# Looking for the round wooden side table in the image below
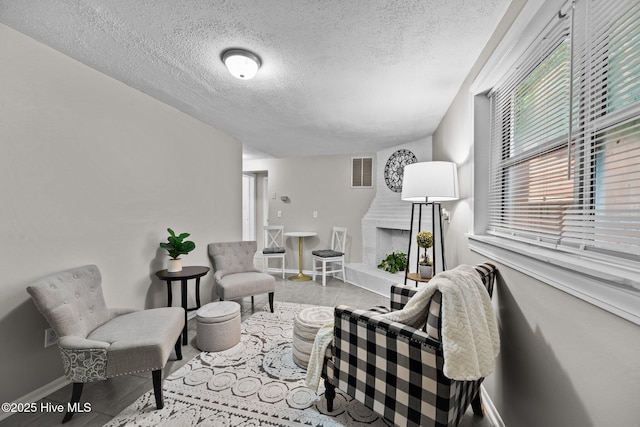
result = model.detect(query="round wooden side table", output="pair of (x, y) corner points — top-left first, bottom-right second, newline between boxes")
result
(407, 272), (431, 283)
(156, 266), (210, 345)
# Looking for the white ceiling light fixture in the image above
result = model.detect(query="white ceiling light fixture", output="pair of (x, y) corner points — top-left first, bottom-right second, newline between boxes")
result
(222, 49), (261, 80)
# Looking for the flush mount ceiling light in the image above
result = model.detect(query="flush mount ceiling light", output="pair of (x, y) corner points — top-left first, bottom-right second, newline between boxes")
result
(221, 49), (261, 80)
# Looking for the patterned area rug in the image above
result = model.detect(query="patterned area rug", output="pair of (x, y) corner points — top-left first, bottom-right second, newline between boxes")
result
(105, 302), (390, 426)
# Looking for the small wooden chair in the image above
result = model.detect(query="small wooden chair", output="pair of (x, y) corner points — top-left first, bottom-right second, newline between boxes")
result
(312, 226), (347, 286)
(262, 225), (286, 279)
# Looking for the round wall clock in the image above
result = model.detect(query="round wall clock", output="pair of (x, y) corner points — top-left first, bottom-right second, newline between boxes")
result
(384, 149), (418, 192)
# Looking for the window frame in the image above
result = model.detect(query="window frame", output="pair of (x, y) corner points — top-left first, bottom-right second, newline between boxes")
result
(468, 0), (640, 326)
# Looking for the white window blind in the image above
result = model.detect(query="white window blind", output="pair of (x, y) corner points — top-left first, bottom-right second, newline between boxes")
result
(488, 0), (640, 260)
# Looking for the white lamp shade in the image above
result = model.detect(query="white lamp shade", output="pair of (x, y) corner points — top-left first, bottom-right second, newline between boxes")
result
(222, 49), (261, 80)
(401, 161), (459, 202)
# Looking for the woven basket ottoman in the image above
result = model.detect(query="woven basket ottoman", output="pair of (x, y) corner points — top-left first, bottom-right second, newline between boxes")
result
(196, 301), (241, 352)
(292, 306), (334, 369)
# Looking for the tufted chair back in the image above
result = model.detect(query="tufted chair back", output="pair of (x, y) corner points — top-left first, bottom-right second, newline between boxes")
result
(27, 265), (111, 339)
(208, 241), (259, 281)
(27, 265), (185, 423)
(207, 240), (275, 312)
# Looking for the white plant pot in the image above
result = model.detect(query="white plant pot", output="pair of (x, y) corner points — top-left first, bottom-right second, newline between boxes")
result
(419, 265), (432, 279)
(168, 258), (182, 273)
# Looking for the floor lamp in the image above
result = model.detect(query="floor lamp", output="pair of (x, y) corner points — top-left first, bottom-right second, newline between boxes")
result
(401, 161), (459, 285)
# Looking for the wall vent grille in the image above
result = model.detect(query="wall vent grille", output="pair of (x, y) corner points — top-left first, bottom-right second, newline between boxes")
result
(352, 157), (373, 188)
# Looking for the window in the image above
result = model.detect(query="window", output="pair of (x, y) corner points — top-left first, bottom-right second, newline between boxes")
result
(351, 157), (373, 188)
(488, 0), (640, 261)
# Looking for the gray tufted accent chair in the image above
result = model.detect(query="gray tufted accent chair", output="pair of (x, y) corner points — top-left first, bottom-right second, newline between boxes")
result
(27, 265), (184, 423)
(208, 241), (275, 312)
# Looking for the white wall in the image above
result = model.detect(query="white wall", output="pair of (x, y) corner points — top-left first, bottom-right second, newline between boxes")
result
(432, 1), (640, 426)
(244, 155), (376, 272)
(362, 138), (432, 269)
(0, 24), (242, 404)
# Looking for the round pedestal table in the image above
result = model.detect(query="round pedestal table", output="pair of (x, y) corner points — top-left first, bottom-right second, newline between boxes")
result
(284, 231), (318, 281)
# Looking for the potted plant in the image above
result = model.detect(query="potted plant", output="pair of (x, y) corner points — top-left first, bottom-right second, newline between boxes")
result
(377, 251), (407, 274)
(159, 228), (196, 272)
(416, 230), (433, 279)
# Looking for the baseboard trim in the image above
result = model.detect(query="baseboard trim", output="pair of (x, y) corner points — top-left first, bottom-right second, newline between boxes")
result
(0, 376), (69, 422)
(481, 386), (505, 427)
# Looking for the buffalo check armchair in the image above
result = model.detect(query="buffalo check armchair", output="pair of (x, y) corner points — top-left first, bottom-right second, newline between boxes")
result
(321, 263), (497, 427)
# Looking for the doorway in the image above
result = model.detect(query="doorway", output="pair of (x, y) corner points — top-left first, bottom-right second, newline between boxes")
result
(242, 173), (256, 241)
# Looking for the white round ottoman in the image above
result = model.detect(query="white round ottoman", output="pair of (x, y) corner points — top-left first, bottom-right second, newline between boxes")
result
(292, 306), (334, 369)
(196, 301), (241, 352)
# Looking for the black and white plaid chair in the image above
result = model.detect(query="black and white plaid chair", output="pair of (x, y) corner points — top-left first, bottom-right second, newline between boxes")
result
(321, 263), (497, 427)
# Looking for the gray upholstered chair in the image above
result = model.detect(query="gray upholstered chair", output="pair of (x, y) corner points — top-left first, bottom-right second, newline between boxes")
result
(208, 241), (275, 312)
(27, 265), (184, 423)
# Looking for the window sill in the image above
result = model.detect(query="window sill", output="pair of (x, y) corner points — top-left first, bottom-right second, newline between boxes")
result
(467, 234), (640, 326)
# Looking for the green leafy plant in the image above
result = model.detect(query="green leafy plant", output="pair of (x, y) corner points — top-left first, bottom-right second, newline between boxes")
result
(159, 228), (196, 259)
(377, 251), (407, 274)
(416, 230), (433, 266)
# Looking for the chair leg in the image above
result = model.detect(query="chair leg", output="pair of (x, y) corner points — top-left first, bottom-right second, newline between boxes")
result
(312, 258), (316, 281)
(471, 389), (485, 416)
(61, 382), (83, 423)
(152, 369), (164, 409)
(268, 292), (274, 312)
(175, 337), (182, 360)
(322, 260), (327, 286)
(324, 379), (335, 412)
(251, 295), (254, 305)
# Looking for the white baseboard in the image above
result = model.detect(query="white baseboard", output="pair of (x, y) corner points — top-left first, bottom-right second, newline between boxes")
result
(0, 376), (69, 422)
(481, 386), (505, 427)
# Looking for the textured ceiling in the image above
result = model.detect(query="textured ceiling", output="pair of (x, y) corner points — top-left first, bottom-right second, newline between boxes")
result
(0, 0), (511, 159)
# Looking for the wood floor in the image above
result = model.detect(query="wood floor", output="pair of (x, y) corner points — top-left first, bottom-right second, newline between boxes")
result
(0, 275), (495, 427)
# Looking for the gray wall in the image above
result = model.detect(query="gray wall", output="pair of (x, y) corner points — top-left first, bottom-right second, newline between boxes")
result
(244, 155), (376, 271)
(0, 24), (243, 404)
(432, 1), (640, 426)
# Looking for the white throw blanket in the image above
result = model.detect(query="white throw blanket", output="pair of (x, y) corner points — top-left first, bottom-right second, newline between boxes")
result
(304, 323), (334, 391)
(304, 264), (500, 391)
